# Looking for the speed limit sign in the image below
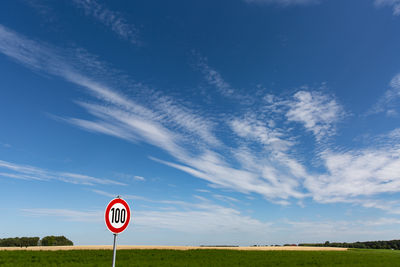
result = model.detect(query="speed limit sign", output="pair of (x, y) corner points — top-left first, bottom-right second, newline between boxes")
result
(105, 197), (131, 267)
(105, 197), (131, 234)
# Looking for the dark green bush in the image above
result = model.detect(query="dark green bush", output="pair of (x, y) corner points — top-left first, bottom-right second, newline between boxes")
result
(40, 236), (73, 246)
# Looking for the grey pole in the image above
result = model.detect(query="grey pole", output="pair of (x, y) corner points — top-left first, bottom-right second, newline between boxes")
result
(112, 233), (117, 267)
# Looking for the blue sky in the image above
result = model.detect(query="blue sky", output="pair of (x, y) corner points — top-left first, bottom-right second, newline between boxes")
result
(1, 0), (400, 246)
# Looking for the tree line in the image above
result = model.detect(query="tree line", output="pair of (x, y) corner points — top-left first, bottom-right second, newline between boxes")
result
(299, 240), (400, 250)
(0, 236), (73, 247)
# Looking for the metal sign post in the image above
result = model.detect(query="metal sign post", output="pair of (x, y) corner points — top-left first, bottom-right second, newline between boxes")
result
(112, 233), (117, 267)
(105, 197), (131, 267)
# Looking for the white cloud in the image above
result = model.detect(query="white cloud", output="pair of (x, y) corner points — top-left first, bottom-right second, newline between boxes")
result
(0, 26), (308, 202)
(196, 189), (211, 193)
(368, 73), (400, 115)
(24, 0), (57, 23)
(195, 54), (235, 97)
(133, 175), (145, 181)
(4, 24), (400, 216)
(375, 0), (400, 15)
(152, 96), (221, 147)
(358, 199), (400, 215)
(134, 205), (270, 234)
(21, 199), (271, 235)
(0, 160), (125, 186)
(360, 217), (400, 226)
(305, 146), (400, 204)
(72, 0), (139, 44)
(213, 194), (239, 203)
(151, 146), (306, 201)
(244, 0), (318, 6)
(21, 208), (103, 222)
(2, 143), (11, 148)
(21, 204), (400, 244)
(0, 24), (217, 151)
(387, 128), (400, 139)
(286, 91), (345, 140)
(230, 117), (293, 152)
(0, 25), (311, 203)
(67, 102), (186, 159)
(281, 218), (400, 242)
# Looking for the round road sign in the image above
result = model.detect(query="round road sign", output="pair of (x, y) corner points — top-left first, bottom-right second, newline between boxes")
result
(105, 197), (131, 234)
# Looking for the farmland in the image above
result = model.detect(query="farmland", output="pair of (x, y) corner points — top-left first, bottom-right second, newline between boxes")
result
(1, 248), (400, 266)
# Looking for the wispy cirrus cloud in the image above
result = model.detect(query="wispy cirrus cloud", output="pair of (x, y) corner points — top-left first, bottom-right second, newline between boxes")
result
(72, 0), (140, 45)
(305, 145), (400, 204)
(374, 0), (400, 15)
(135, 205), (270, 234)
(244, 0), (319, 6)
(24, 0), (58, 23)
(133, 175), (145, 181)
(193, 52), (256, 105)
(21, 197), (271, 235)
(3, 24), (400, 215)
(0, 25), (307, 202)
(230, 116), (293, 152)
(0, 160), (125, 186)
(0, 24), (217, 149)
(21, 203), (400, 243)
(368, 72), (400, 116)
(286, 90), (345, 141)
(212, 194), (239, 203)
(21, 208), (103, 222)
(150, 144), (307, 202)
(151, 95), (221, 147)
(193, 52), (235, 97)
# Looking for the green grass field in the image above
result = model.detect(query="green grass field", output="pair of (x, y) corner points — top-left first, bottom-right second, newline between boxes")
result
(1, 249), (400, 266)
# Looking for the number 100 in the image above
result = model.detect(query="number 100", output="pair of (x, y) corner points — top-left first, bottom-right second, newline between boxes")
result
(111, 207), (126, 223)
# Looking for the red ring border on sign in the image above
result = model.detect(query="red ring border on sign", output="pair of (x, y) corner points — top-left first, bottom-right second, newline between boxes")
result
(105, 198), (131, 234)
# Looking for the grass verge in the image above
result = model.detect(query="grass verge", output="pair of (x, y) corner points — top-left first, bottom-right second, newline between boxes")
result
(1, 248), (400, 266)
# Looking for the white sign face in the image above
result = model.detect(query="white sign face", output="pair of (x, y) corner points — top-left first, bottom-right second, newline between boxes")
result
(105, 198), (131, 234)
(108, 203), (127, 229)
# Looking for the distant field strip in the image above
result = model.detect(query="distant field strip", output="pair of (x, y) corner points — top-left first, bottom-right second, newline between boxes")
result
(0, 245), (347, 251)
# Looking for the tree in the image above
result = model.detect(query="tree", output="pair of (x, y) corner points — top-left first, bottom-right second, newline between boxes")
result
(40, 236), (73, 246)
